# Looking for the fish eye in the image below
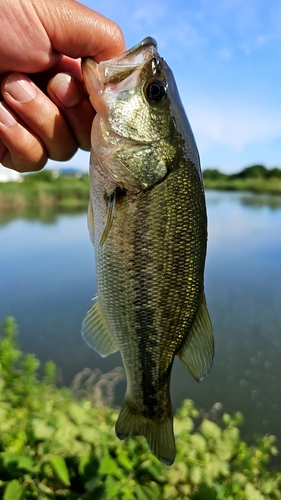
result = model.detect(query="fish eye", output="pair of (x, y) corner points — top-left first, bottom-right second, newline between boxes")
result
(146, 80), (167, 102)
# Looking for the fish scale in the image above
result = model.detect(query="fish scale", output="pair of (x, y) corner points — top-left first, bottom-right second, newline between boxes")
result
(81, 37), (213, 465)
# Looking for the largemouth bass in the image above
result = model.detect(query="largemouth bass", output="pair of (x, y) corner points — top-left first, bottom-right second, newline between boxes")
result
(81, 37), (213, 466)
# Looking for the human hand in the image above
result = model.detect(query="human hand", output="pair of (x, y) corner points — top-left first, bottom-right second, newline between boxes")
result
(0, 0), (125, 172)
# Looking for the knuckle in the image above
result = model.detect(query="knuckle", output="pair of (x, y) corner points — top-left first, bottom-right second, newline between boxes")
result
(13, 135), (47, 171)
(48, 140), (77, 162)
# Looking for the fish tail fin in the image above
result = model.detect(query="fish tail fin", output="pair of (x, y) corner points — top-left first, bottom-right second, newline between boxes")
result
(115, 399), (175, 466)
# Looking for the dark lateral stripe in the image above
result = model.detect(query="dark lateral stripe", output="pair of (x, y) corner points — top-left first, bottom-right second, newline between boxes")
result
(132, 192), (161, 416)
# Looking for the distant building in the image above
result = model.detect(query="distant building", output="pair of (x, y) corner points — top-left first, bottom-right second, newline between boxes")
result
(0, 165), (21, 182)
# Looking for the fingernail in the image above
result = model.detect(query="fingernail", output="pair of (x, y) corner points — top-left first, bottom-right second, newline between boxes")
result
(0, 102), (17, 126)
(49, 73), (83, 108)
(4, 73), (37, 103)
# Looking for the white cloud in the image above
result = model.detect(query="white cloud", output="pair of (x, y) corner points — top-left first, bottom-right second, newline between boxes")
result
(216, 48), (232, 60)
(184, 97), (281, 153)
(132, 3), (167, 25)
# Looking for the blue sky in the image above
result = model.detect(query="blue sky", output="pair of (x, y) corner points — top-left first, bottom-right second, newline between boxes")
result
(4, 0), (281, 177)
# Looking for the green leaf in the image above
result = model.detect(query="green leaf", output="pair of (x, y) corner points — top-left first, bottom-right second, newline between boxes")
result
(190, 466), (202, 484)
(78, 452), (98, 478)
(163, 485), (178, 500)
(4, 480), (23, 500)
(214, 439), (234, 461)
(17, 455), (34, 472)
(79, 424), (99, 444)
(32, 418), (54, 440)
(44, 360), (56, 384)
(2, 452), (20, 471)
(98, 454), (122, 479)
(68, 402), (87, 425)
(245, 483), (265, 500)
(141, 484), (160, 500)
(2, 452), (34, 474)
(23, 353), (40, 375)
(49, 455), (70, 486)
(261, 479), (275, 495)
(105, 476), (120, 497)
(135, 484), (151, 500)
(116, 450), (134, 471)
(85, 476), (101, 492)
(191, 433), (207, 452)
(200, 420), (221, 440)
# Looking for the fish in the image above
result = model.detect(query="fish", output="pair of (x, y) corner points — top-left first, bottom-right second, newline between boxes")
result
(81, 37), (213, 466)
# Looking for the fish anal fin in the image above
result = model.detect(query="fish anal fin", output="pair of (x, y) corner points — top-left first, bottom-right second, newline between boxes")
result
(177, 292), (214, 381)
(115, 398), (175, 466)
(87, 199), (95, 245)
(81, 298), (118, 357)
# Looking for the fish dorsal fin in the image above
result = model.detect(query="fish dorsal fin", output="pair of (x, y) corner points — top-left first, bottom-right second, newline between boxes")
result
(81, 297), (119, 357)
(87, 200), (95, 245)
(100, 190), (118, 245)
(177, 292), (214, 381)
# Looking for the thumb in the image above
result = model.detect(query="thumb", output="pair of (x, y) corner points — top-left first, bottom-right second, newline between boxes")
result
(37, 0), (126, 62)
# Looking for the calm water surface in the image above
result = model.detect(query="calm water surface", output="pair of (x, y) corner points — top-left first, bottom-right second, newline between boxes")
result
(0, 191), (281, 447)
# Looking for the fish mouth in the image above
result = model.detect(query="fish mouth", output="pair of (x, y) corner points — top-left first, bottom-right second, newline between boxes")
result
(82, 37), (158, 111)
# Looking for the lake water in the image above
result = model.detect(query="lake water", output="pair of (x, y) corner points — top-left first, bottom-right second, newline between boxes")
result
(0, 191), (281, 448)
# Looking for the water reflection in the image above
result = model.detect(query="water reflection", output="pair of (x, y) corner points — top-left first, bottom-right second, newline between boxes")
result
(207, 189), (281, 209)
(0, 191), (280, 448)
(202, 190), (281, 445)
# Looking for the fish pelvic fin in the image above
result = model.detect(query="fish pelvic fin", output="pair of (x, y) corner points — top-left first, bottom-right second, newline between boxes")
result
(177, 291), (214, 381)
(81, 297), (119, 357)
(115, 399), (175, 466)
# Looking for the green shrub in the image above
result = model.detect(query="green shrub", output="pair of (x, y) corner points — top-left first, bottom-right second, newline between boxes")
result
(0, 317), (280, 499)
(203, 165), (281, 194)
(202, 169), (228, 181)
(0, 172), (89, 211)
(22, 170), (57, 183)
(232, 165), (269, 179)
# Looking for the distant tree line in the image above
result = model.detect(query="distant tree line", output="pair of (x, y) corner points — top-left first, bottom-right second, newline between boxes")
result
(203, 164), (281, 180)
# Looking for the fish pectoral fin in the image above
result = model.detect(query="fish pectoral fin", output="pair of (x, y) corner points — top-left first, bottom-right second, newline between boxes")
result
(81, 297), (118, 357)
(87, 199), (95, 245)
(100, 189), (117, 245)
(115, 398), (175, 466)
(177, 292), (214, 382)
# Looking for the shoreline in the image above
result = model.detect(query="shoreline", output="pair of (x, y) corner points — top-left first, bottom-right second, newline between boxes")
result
(1, 166), (281, 213)
(203, 179), (281, 195)
(0, 172), (89, 211)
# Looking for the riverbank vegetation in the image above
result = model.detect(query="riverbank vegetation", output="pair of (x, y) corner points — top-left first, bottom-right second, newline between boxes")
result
(0, 170), (89, 211)
(203, 165), (281, 194)
(1, 317), (281, 499)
